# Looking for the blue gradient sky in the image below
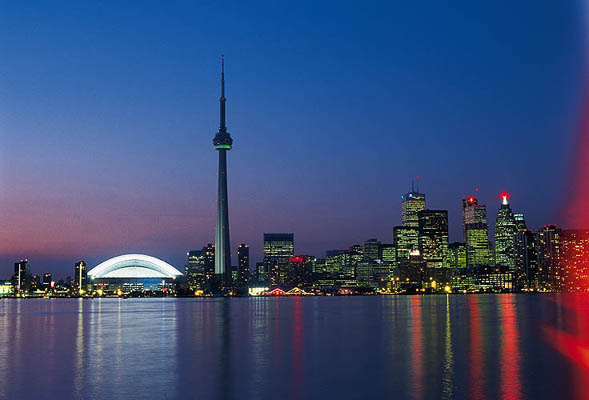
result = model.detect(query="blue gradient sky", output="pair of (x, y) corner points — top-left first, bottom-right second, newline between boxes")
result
(0, 1), (586, 278)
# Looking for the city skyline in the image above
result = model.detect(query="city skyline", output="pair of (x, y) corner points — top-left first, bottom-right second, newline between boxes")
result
(1, 1), (585, 276)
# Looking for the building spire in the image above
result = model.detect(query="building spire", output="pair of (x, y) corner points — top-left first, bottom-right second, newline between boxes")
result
(220, 54), (226, 132)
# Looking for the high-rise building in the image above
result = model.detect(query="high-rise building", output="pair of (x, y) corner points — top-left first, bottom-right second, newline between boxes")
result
(186, 249), (207, 290)
(264, 233), (294, 287)
(381, 244), (396, 264)
(447, 242), (466, 269)
(286, 256), (313, 288)
(401, 188), (426, 228)
(418, 210), (449, 269)
(363, 239), (382, 261)
(536, 225), (562, 291)
(494, 193), (517, 269)
(213, 56), (233, 288)
(13, 259), (30, 293)
(466, 223), (490, 266)
(462, 196), (487, 240)
(394, 226), (420, 261)
(204, 243), (215, 282)
(560, 229), (589, 292)
(514, 229), (537, 290)
(349, 245), (364, 264)
(514, 213), (527, 230)
(42, 273), (52, 291)
(237, 244), (250, 288)
(74, 261), (87, 293)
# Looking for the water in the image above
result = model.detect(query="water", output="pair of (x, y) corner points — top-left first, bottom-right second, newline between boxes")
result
(0, 295), (586, 399)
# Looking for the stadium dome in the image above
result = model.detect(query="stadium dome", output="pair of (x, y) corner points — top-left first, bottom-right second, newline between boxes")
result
(88, 254), (183, 279)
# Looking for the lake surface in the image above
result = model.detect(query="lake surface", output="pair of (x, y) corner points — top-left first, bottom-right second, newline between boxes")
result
(0, 294), (587, 399)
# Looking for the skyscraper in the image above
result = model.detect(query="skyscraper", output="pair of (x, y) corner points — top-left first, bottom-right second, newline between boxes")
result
(536, 225), (562, 291)
(514, 229), (537, 290)
(394, 226), (420, 261)
(462, 196), (490, 266)
(264, 233), (294, 287)
(494, 192), (516, 269)
(213, 56), (233, 287)
(237, 243), (250, 288)
(401, 186), (426, 228)
(418, 210), (449, 269)
(462, 196), (487, 240)
(13, 259), (30, 293)
(74, 260), (87, 293)
(364, 238), (382, 261)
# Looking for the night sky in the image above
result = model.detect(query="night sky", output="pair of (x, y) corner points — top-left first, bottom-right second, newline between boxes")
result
(1, 1), (586, 278)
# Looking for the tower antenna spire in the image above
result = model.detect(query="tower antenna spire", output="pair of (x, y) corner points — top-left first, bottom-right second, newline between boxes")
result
(219, 54), (226, 131)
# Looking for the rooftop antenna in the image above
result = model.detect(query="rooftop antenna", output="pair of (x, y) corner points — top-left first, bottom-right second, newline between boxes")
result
(416, 175), (420, 193)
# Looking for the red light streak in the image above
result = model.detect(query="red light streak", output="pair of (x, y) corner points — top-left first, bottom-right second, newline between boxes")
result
(468, 296), (484, 400)
(409, 296), (423, 400)
(499, 296), (521, 400)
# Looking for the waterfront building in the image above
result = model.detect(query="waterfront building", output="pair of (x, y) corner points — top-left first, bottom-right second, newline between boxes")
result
(286, 256), (313, 288)
(74, 260), (87, 294)
(418, 210), (449, 269)
(203, 243), (215, 282)
(462, 196), (486, 240)
(494, 193), (517, 269)
(237, 243), (250, 288)
(364, 239), (382, 261)
(213, 56), (233, 288)
(447, 242), (466, 269)
(560, 229), (589, 292)
(264, 233), (294, 287)
(186, 249), (207, 290)
(88, 254), (183, 294)
(536, 225), (562, 291)
(13, 259), (30, 294)
(515, 213), (527, 230)
(401, 187), (426, 228)
(514, 229), (538, 290)
(42, 273), (52, 291)
(394, 226), (420, 261)
(465, 222), (490, 266)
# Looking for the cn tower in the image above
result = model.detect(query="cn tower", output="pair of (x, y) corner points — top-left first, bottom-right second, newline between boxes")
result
(213, 55), (233, 287)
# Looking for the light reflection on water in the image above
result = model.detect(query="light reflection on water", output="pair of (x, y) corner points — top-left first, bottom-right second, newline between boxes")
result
(0, 295), (582, 400)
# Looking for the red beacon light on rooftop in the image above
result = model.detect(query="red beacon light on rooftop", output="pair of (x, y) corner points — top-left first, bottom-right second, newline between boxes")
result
(467, 196), (477, 204)
(500, 191), (510, 205)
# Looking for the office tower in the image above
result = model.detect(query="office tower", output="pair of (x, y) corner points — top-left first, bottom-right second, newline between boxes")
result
(349, 245), (364, 264)
(13, 259), (30, 293)
(31, 275), (40, 291)
(536, 225), (562, 291)
(204, 243), (215, 281)
(447, 242), (466, 269)
(462, 196), (487, 240)
(186, 249), (207, 290)
(74, 261), (87, 293)
(237, 243), (250, 288)
(264, 233), (294, 287)
(255, 262), (266, 283)
(462, 196), (490, 266)
(466, 223), (490, 266)
(381, 244), (396, 264)
(494, 193), (517, 269)
(418, 210), (449, 269)
(559, 229), (589, 292)
(401, 186), (426, 228)
(364, 239), (382, 261)
(325, 250), (344, 273)
(286, 256), (313, 288)
(514, 229), (538, 290)
(514, 213), (527, 230)
(42, 273), (52, 291)
(213, 56), (233, 287)
(394, 226), (420, 261)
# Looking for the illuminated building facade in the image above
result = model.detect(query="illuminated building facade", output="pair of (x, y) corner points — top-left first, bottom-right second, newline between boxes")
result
(88, 254), (183, 293)
(13, 259), (30, 294)
(514, 213), (527, 230)
(401, 190), (426, 228)
(536, 225), (562, 291)
(74, 261), (87, 293)
(364, 238), (382, 261)
(494, 193), (516, 269)
(394, 226), (419, 261)
(560, 229), (589, 292)
(514, 229), (538, 290)
(264, 233), (294, 287)
(447, 242), (466, 269)
(42, 273), (52, 291)
(237, 243), (250, 288)
(286, 256), (313, 288)
(418, 209), (448, 269)
(186, 249), (206, 290)
(466, 223), (490, 266)
(462, 196), (486, 240)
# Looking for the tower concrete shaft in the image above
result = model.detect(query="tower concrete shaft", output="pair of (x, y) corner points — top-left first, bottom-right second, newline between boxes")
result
(213, 55), (233, 286)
